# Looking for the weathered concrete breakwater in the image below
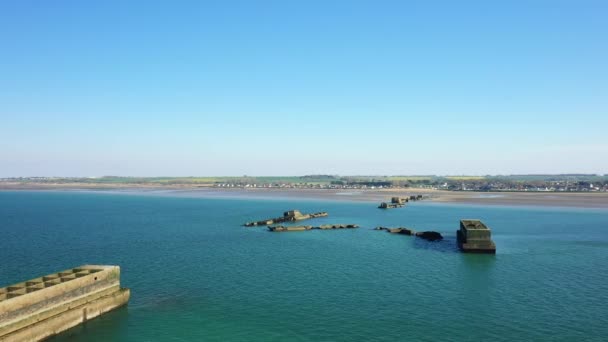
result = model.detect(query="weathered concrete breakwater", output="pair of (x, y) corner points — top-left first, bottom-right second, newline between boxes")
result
(374, 227), (443, 241)
(376, 219), (496, 250)
(392, 197), (408, 204)
(269, 224), (359, 232)
(244, 210), (328, 227)
(0, 265), (129, 341)
(374, 226), (415, 235)
(377, 195), (425, 209)
(378, 202), (404, 209)
(378, 197), (407, 209)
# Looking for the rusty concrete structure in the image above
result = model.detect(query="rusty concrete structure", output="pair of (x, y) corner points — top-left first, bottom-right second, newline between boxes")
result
(391, 197), (408, 205)
(244, 210), (328, 226)
(383, 227), (416, 235)
(374, 220), (495, 250)
(378, 202), (404, 209)
(457, 220), (496, 254)
(0, 265), (130, 341)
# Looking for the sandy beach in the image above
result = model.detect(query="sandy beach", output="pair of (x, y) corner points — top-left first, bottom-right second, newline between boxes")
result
(2, 183), (608, 209)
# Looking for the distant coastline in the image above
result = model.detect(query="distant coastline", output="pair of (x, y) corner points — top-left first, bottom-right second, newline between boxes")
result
(2, 183), (608, 209)
(2, 174), (606, 193)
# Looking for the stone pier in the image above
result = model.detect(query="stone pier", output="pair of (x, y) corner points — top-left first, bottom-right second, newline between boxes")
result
(0, 265), (130, 341)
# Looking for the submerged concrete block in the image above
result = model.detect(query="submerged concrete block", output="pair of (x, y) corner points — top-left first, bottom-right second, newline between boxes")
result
(268, 224), (359, 232)
(415, 231), (443, 241)
(244, 210), (328, 226)
(378, 202), (404, 209)
(391, 197), (407, 204)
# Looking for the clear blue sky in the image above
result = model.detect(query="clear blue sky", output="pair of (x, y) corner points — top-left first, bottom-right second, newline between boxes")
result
(1, 0), (606, 177)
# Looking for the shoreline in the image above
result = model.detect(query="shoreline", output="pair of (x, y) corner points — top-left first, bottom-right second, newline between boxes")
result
(2, 184), (608, 209)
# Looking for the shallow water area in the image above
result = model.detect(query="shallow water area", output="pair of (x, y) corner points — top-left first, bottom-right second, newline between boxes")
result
(1, 190), (607, 341)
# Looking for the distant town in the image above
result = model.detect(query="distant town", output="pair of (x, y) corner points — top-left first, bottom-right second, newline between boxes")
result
(1, 174), (607, 192)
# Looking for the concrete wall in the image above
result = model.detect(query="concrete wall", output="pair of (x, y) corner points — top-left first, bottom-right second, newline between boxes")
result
(0, 265), (129, 342)
(463, 229), (492, 241)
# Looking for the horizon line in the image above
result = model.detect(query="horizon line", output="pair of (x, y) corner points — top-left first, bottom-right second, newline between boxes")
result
(2, 174), (607, 179)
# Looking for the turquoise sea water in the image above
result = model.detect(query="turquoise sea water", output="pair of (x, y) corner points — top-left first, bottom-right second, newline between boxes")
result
(1, 190), (608, 341)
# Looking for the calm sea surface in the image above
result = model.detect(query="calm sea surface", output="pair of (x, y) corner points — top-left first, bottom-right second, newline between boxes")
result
(1, 190), (607, 341)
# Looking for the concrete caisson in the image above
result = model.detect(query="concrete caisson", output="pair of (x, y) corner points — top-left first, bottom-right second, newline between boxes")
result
(457, 220), (496, 254)
(0, 265), (130, 341)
